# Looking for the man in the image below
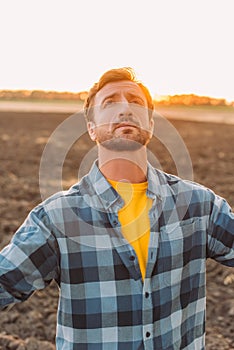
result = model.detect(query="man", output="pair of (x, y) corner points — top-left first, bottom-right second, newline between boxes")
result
(0, 67), (233, 349)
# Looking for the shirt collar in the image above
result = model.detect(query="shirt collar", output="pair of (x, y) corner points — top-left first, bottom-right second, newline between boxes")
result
(85, 160), (166, 209)
(86, 160), (121, 210)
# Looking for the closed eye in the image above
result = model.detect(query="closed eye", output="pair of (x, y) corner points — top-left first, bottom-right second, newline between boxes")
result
(129, 98), (145, 106)
(104, 98), (114, 105)
(102, 98), (118, 107)
(127, 93), (146, 106)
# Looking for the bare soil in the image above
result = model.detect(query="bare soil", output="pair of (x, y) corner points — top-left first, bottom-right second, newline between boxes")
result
(0, 111), (233, 349)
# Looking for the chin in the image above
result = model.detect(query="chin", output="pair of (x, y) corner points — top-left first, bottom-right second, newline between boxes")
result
(100, 138), (145, 151)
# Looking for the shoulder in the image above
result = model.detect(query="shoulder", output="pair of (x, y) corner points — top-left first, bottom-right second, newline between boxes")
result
(154, 167), (216, 202)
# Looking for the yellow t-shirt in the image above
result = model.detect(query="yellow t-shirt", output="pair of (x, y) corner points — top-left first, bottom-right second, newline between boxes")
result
(108, 180), (152, 280)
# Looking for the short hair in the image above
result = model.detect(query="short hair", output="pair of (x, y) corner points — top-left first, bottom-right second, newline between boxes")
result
(84, 67), (154, 121)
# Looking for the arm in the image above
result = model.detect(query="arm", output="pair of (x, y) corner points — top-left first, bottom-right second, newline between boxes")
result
(0, 204), (59, 308)
(207, 192), (234, 266)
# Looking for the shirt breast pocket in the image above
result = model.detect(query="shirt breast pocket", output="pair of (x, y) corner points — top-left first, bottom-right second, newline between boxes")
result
(159, 218), (202, 286)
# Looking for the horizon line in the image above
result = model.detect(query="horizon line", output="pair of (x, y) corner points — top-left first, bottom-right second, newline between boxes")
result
(0, 88), (233, 104)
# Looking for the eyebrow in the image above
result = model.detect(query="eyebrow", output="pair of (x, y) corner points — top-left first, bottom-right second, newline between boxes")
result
(101, 92), (145, 104)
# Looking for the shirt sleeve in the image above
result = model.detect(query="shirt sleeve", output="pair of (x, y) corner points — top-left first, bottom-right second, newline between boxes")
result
(0, 204), (59, 309)
(207, 192), (234, 266)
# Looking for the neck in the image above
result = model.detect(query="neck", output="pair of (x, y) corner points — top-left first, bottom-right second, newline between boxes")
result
(98, 146), (148, 183)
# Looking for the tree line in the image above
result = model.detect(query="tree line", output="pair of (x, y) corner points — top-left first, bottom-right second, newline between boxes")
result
(154, 94), (228, 106)
(0, 90), (88, 102)
(0, 89), (231, 106)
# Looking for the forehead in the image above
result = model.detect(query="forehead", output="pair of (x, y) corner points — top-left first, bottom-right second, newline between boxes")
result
(94, 80), (147, 104)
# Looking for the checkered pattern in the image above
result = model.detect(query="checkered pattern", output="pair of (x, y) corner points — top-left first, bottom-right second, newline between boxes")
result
(0, 161), (233, 349)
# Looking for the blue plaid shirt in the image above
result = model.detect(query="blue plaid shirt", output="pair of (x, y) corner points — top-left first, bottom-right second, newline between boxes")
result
(0, 161), (234, 349)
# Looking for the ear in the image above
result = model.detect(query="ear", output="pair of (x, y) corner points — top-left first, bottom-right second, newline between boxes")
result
(87, 121), (97, 141)
(149, 118), (154, 137)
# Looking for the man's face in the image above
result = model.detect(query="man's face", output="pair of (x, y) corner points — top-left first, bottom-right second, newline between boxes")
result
(87, 81), (154, 151)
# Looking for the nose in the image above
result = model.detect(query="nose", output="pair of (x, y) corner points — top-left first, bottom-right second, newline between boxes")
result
(117, 98), (133, 119)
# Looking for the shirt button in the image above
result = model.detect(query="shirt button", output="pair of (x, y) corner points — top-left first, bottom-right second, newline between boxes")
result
(145, 292), (149, 298)
(146, 332), (151, 338)
(129, 255), (135, 261)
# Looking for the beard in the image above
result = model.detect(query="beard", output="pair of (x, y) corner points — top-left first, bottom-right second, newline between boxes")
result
(95, 125), (152, 151)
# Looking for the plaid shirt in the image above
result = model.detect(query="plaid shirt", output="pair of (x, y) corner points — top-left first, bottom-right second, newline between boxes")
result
(0, 161), (234, 349)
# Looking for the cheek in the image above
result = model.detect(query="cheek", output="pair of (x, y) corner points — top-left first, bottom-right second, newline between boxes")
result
(95, 124), (113, 138)
(140, 116), (153, 131)
(94, 107), (117, 126)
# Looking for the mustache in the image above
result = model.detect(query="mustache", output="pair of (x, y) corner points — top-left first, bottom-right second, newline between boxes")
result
(112, 116), (141, 129)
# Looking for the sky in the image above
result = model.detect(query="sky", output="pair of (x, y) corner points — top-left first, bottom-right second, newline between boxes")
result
(0, 0), (234, 101)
